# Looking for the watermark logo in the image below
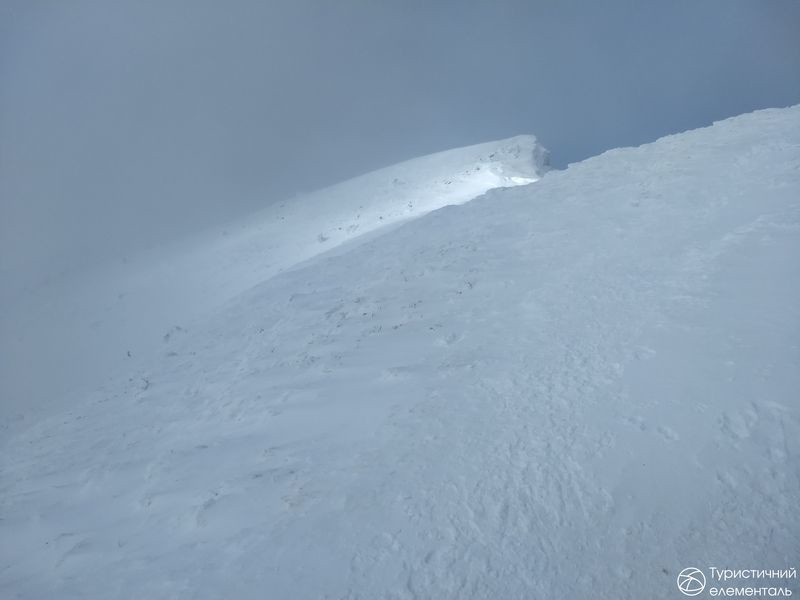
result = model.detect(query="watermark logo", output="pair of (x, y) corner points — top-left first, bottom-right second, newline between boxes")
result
(678, 567), (707, 596)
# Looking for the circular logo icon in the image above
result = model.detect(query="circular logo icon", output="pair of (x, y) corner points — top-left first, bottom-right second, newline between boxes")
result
(677, 567), (706, 596)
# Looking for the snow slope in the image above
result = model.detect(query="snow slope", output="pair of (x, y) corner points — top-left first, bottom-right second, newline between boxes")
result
(2, 106), (799, 599)
(0, 135), (548, 423)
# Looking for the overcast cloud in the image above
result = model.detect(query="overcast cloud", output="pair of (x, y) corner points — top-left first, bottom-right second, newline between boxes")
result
(2, 0), (799, 289)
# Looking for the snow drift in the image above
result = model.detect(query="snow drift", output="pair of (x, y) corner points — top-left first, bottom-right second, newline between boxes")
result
(0, 135), (549, 423)
(2, 107), (799, 599)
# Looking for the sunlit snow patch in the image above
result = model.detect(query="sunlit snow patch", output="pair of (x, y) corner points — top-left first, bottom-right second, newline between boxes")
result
(1, 134), (549, 421)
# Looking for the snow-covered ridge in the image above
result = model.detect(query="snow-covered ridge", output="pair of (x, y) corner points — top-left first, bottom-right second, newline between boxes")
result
(212, 134), (548, 272)
(2, 105), (799, 599)
(0, 135), (549, 422)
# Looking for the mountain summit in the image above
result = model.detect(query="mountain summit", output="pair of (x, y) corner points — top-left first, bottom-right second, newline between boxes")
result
(2, 107), (799, 599)
(0, 135), (549, 422)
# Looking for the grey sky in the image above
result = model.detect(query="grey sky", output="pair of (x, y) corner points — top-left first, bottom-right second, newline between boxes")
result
(2, 0), (799, 288)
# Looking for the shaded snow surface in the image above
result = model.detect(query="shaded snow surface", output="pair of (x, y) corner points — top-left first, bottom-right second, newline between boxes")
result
(2, 108), (799, 599)
(0, 134), (548, 422)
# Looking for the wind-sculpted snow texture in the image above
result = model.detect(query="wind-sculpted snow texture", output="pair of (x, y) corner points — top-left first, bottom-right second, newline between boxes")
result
(0, 135), (547, 423)
(2, 107), (799, 599)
